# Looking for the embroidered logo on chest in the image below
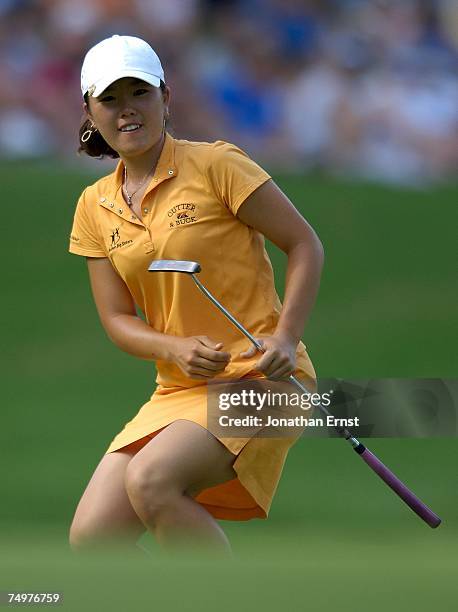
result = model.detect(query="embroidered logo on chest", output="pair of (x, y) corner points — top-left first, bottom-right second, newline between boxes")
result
(167, 203), (198, 228)
(108, 227), (133, 252)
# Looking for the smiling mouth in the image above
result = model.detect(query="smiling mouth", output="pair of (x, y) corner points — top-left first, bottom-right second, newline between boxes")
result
(119, 124), (142, 132)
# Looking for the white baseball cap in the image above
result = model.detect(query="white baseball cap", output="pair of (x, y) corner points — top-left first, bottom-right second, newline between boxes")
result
(81, 35), (165, 98)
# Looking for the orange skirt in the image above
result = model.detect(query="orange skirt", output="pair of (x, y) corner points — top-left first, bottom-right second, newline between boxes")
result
(105, 352), (316, 521)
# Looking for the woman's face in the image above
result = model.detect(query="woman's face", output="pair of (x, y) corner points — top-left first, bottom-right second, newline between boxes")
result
(86, 77), (170, 159)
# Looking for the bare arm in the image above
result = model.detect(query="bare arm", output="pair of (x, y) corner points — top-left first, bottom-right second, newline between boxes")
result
(237, 179), (324, 343)
(86, 257), (230, 378)
(86, 257), (170, 361)
(236, 179), (324, 377)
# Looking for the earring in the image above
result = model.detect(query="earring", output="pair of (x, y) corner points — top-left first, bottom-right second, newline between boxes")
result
(81, 125), (97, 143)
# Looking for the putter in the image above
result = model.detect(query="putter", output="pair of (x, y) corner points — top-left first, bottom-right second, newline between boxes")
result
(148, 259), (441, 528)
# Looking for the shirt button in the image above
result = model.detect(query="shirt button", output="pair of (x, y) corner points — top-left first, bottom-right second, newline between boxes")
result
(118, 208), (123, 214)
(100, 197), (106, 203)
(143, 208), (148, 214)
(109, 202), (114, 208)
(168, 170), (174, 175)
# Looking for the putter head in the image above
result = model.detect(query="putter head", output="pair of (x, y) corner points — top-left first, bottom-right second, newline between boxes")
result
(148, 260), (201, 274)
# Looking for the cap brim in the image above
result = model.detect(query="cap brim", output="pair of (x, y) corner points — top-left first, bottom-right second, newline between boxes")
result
(88, 70), (162, 97)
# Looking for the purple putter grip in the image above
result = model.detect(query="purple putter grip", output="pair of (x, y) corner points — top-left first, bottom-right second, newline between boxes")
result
(360, 448), (441, 528)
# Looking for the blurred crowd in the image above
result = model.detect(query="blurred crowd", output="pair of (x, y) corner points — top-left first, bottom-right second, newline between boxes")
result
(1, 0), (457, 184)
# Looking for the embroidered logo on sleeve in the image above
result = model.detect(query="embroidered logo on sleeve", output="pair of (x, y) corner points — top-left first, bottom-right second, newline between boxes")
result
(167, 203), (198, 228)
(108, 227), (133, 252)
(70, 234), (80, 243)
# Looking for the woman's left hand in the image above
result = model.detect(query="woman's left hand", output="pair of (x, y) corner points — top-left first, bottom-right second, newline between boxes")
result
(240, 334), (297, 379)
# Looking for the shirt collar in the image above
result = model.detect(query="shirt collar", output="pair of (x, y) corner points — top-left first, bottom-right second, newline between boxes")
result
(108, 132), (177, 203)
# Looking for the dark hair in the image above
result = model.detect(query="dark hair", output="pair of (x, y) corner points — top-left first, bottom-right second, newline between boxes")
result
(78, 80), (168, 159)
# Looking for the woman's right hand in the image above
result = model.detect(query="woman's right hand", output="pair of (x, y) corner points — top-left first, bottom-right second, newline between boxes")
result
(166, 336), (231, 380)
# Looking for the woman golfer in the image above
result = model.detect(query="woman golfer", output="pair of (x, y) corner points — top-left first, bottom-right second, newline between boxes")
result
(69, 35), (323, 554)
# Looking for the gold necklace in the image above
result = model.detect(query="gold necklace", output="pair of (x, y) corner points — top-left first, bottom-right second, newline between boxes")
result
(123, 166), (154, 207)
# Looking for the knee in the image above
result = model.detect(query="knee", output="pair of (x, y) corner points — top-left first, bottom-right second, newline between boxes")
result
(124, 461), (180, 517)
(69, 514), (112, 552)
(68, 520), (138, 553)
(68, 520), (96, 552)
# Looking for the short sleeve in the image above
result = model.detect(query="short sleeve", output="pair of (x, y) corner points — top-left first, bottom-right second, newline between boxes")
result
(68, 188), (107, 257)
(206, 141), (271, 215)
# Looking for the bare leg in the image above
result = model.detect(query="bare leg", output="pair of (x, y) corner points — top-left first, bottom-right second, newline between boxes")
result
(69, 442), (147, 554)
(124, 420), (237, 554)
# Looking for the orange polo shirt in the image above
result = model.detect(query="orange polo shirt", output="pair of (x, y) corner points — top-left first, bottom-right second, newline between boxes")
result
(69, 134), (315, 389)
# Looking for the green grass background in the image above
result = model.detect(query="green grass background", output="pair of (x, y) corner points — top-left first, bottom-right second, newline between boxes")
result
(1, 161), (457, 611)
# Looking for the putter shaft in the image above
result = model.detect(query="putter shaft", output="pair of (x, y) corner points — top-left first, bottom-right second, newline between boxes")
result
(148, 260), (441, 528)
(190, 273), (441, 528)
(191, 274), (359, 445)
